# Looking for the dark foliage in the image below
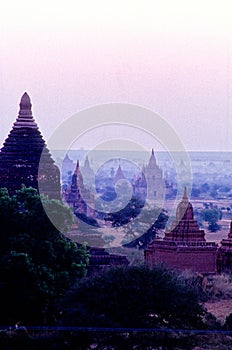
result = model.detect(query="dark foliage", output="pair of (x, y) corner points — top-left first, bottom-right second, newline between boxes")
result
(57, 265), (205, 330)
(0, 186), (88, 325)
(105, 195), (145, 227)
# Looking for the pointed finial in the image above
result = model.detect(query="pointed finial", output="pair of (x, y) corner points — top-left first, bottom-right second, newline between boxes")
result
(152, 148), (154, 156)
(182, 186), (188, 200)
(19, 92), (32, 115)
(13, 92), (38, 129)
(84, 156), (90, 167)
(74, 160), (79, 174)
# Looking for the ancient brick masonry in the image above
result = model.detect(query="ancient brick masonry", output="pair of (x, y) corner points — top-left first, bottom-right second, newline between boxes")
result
(145, 188), (218, 274)
(217, 222), (232, 273)
(0, 93), (60, 199)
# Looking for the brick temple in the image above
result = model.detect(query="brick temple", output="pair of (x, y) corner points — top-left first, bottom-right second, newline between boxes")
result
(0, 93), (60, 199)
(145, 188), (218, 274)
(217, 222), (232, 273)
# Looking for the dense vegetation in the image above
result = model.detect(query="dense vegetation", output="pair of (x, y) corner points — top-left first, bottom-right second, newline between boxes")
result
(0, 186), (88, 325)
(1, 185), (232, 348)
(57, 264), (205, 329)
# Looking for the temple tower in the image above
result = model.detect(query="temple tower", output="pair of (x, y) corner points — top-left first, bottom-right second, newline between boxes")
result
(65, 160), (95, 218)
(0, 93), (60, 199)
(113, 165), (126, 184)
(145, 188), (218, 274)
(133, 149), (164, 202)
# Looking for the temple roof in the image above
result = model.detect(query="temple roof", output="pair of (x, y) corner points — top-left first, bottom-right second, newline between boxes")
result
(148, 148), (157, 167)
(0, 93), (60, 198)
(176, 186), (194, 221)
(164, 187), (206, 242)
(13, 92), (38, 129)
(114, 165), (125, 184)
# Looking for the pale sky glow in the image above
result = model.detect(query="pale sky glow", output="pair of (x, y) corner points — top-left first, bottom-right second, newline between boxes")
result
(0, 0), (232, 151)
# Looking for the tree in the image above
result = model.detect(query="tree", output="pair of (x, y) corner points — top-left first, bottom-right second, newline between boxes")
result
(0, 186), (89, 324)
(104, 195), (145, 227)
(58, 265), (205, 330)
(201, 207), (222, 232)
(224, 313), (232, 330)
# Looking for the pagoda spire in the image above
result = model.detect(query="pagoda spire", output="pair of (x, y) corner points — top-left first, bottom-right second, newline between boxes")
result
(19, 92), (32, 115)
(148, 148), (157, 166)
(74, 160), (80, 175)
(164, 187), (205, 242)
(14, 92), (37, 129)
(182, 186), (188, 201)
(0, 93), (60, 198)
(84, 156), (90, 168)
(114, 165), (125, 184)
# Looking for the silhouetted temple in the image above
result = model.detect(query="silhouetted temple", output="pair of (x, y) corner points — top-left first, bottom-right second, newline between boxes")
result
(64, 160), (95, 218)
(0, 93), (60, 198)
(145, 188), (218, 274)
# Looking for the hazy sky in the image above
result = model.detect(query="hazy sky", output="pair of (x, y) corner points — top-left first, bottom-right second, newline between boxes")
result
(0, 0), (232, 151)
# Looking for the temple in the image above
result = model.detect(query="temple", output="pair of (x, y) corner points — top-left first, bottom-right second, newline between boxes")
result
(145, 188), (218, 274)
(113, 165), (126, 184)
(133, 149), (164, 202)
(64, 160), (95, 218)
(0, 93), (60, 199)
(218, 222), (232, 273)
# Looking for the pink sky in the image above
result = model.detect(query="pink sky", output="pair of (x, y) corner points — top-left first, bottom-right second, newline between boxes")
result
(0, 1), (231, 151)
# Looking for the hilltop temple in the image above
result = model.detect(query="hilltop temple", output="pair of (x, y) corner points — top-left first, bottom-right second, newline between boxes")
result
(0, 93), (60, 198)
(145, 188), (218, 274)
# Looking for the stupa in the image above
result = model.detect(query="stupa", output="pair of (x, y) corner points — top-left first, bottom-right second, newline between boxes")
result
(0, 93), (60, 199)
(145, 188), (218, 274)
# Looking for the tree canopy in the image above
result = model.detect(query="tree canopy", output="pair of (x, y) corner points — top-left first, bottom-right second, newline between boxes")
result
(0, 186), (88, 324)
(58, 264), (205, 330)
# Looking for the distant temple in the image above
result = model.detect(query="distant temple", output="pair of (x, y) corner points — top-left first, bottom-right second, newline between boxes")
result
(145, 188), (218, 274)
(113, 165), (126, 184)
(61, 153), (75, 179)
(81, 156), (95, 189)
(133, 149), (164, 202)
(0, 93), (60, 198)
(64, 160), (95, 219)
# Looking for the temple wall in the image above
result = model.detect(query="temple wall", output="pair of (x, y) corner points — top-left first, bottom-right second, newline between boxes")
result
(145, 247), (217, 274)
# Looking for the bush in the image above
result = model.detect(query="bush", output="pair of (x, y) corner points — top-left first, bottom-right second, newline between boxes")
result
(57, 264), (205, 330)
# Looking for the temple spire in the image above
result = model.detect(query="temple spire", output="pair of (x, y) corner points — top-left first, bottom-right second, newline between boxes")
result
(182, 186), (188, 201)
(84, 156), (90, 167)
(14, 92), (37, 129)
(148, 148), (157, 167)
(0, 93), (60, 198)
(19, 92), (32, 115)
(74, 160), (80, 175)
